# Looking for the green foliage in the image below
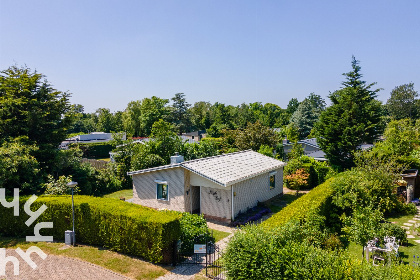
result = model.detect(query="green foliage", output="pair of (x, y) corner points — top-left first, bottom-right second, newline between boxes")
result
(0, 66), (73, 169)
(289, 93), (326, 139)
(225, 224), (420, 280)
(181, 141), (219, 161)
(315, 57), (384, 169)
(0, 139), (40, 195)
(386, 83), (419, 120)
(262, 179), (334, 229)
(0, 196), (181, 263)
(380, 222), (408, 245)
(343, 206), (384, 254)
(74, 142), (115, 159)
(149, 119), (183, 162)
(330, 170), (398, 216)
(43, 175), (79, 195)
(234, 121), (279, 151)
(178, 213), (213, 252)
(170, 93), (191, 133)
(257, 144), (274, 157)
(284, 156), (333, 189)
(287, 141), (304, 160)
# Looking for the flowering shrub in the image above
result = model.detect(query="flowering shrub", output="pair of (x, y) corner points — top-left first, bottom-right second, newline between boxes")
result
(284, 168), (309, 190)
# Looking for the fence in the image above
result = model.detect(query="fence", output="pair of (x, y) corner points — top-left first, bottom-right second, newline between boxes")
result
(81, 158), (109, 170)
(175, 237), (226, 279)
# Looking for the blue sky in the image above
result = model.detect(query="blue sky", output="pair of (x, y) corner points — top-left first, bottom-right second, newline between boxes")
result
(1, 0), (419, 113)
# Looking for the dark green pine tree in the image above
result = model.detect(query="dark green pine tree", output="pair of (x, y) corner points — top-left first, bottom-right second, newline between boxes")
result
(315, 56), (384, 169)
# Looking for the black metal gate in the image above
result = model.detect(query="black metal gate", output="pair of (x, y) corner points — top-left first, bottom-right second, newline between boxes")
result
(174, 237), (226, 279)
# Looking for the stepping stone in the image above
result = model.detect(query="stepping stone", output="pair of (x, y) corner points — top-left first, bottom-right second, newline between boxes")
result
(414, 218), (420, 220)
(407, 235), (416, 239)
(406, 231), (411, 234)
(401, 226), (410, 230)
(414, 240), (420, 244)
(404, 223), (413, 226)
(408, 220), (417, 223)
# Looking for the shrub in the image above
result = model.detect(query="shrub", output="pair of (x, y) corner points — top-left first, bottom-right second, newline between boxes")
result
(72, 142), (114, 159)
(0, 195), (181, 263)
(380, 222), (408, 245)
(262, 178), (334, 229)
(178, 212), (213, 253)
(43, 175), (79, 195)
(284, 156), (333, 189)
(225, 225), (420, 279)
(284, 168), (309, 191)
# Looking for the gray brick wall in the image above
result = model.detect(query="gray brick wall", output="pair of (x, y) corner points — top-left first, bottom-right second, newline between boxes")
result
(132, 167), (186, 212)
(233, 167), (283, 217)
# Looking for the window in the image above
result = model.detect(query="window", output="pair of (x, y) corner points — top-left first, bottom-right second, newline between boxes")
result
(269, 171), (277, 190)
(155, 180), (169, 200)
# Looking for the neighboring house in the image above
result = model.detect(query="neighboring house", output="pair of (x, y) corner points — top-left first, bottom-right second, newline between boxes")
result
(283, 138), (327, 161)
(283, 138), (374, 162)
(60, 132), (126, 149)
(128, 150), (286, 222)
(181, 130), (206, 142)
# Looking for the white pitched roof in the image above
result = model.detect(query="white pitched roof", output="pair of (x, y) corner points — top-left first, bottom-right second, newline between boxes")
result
(128, 150), (286, 187)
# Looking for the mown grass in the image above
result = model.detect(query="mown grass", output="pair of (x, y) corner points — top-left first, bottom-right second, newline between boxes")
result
(103, 189), (133, 200)
(211, 229), (231, 242)
(346, 211), (420, 265)
(0, 237), (170, 280)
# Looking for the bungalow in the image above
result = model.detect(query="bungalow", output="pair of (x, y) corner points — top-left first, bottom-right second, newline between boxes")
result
(127, 150), (286, 222)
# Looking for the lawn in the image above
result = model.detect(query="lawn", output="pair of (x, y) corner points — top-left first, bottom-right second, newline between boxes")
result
(0, 237), (170, 280)
(103, 189), (133, 200)
(211, 229), (231, 242)
(346, 210), (420, 265)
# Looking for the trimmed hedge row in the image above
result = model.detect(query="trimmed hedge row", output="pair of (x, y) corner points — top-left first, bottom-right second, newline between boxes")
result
(262, 177), (334, 229)
(224, 226), (420, 280)
(0, 195), (180, 263)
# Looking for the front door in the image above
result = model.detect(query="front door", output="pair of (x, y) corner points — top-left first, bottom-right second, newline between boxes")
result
(191, 185), (200, 214)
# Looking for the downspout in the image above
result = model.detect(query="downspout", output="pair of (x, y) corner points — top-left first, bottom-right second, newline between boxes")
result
(231, 186), (234, 222)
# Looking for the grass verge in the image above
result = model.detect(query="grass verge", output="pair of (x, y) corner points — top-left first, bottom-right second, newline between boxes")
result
(103, 189), (133, 200)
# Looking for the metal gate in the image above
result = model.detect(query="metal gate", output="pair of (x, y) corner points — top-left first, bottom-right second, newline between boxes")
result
(174, 237), (226, 279)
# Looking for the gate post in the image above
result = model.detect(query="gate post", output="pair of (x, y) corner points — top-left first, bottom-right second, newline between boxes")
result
(172, 240), (178, 266)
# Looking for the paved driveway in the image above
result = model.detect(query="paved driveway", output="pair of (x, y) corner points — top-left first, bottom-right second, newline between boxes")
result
(3, 249), (130, 280)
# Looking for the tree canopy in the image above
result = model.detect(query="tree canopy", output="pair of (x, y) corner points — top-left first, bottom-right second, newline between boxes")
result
(315, 57), (384, 169)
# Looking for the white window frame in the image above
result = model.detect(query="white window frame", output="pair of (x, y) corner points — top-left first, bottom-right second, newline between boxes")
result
(155, 180), (169, 201)
(269, 171), (277, 190)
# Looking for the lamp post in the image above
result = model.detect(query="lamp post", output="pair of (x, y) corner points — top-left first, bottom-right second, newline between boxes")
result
(67, 181), (78, 246)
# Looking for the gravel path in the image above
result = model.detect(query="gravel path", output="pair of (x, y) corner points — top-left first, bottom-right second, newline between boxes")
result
(2, 249), (130, 280)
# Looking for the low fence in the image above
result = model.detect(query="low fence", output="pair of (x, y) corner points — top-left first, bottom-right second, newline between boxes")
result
(81, 158), (109, 169)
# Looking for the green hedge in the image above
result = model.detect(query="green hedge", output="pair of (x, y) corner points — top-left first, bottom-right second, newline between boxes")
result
(0, 195), (180, 263)
(262, 178), (334, 229)
(224, 226), (420, 280)
(71, 142), (114, 159)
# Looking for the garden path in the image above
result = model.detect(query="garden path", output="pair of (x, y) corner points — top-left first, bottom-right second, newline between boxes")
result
(2, 249), (130, 280)
(400, 205), (420, 244)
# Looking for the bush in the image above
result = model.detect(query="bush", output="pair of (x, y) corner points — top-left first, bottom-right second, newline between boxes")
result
(284, 156), (333, 189)
(380, 222), (408, 245)
(225, 225), (420, 279)
(0, 195), (181, 263)
(262, 178), (334, 229)
(72, 142), (114, 159)
(178, 212), (213, 253)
